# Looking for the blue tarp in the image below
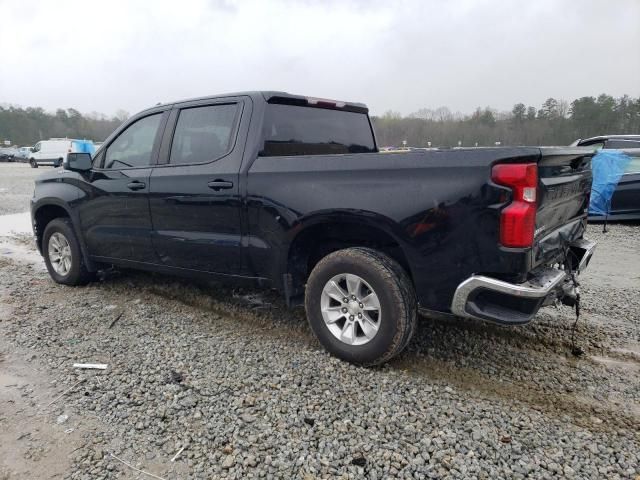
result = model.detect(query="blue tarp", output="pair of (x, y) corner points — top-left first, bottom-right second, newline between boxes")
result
(72, 140), (96, 155)
(588, 150), (632, 216)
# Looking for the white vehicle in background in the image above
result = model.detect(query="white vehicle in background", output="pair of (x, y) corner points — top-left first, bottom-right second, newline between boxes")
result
(16, 146), (32, 160)
(29, 138), (95, 168)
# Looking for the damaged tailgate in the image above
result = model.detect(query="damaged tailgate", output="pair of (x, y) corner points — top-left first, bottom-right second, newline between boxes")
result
(533, 147), (594, 267)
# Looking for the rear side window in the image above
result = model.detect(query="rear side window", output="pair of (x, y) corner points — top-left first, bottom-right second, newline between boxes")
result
(259, 104), (376, 157)
(624, 157), (640, 173)
(604, 139), (640, 149)
(169, 104), (239, 165)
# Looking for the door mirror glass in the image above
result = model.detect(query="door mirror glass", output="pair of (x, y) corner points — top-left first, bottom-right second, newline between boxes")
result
(64, 152), (92, 172)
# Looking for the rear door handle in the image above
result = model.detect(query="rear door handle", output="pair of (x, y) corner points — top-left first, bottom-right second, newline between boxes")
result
(127, 181), (146, 191)
(207, 180), (234, 191)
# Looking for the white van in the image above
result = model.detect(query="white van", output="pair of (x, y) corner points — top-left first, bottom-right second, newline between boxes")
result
(29, 139), (95, 168)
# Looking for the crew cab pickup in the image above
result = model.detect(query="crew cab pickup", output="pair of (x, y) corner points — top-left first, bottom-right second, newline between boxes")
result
(31, 91), (596, 365)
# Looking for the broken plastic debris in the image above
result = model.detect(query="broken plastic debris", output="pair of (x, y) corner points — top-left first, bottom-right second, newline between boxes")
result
(73, 363), (108, 370)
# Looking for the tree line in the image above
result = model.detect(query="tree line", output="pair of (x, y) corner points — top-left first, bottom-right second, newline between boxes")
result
(0, 106), (127, 146)
(372, 94), (640, 147)
(1, 93), (639, 148)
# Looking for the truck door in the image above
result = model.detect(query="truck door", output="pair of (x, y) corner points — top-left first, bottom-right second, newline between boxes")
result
(149, 97), (249, 274)
(77, 110), (167, 263)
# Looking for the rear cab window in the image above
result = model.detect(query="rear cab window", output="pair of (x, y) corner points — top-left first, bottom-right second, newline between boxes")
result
(259, 103), (376, 157)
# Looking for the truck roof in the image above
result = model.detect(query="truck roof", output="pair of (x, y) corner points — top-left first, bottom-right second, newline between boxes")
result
(146, 91), (369, 114)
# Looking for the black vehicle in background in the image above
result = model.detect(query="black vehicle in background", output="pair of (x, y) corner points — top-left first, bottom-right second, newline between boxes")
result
(572, 135), (640, 221)
(31, 91), (596, 365)
(0, 147), (17, 162)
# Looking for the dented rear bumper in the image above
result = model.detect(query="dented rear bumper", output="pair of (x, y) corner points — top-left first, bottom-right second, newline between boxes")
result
(451, 239), (596, 324)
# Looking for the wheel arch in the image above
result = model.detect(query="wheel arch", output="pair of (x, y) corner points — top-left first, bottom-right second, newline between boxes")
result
(32, 202), (96, 272)
(284, 211), (413, 301)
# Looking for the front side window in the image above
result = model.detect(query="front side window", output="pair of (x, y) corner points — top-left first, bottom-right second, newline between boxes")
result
(33, 142), (41, 152)
(259, 104), (376, 157)
(169, 104), (239, 165)
(104, 113), (162, 169)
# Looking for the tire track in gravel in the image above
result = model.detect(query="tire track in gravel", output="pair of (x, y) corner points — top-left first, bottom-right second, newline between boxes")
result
(391, 351), (640, 433)
(392, 309), (640, 434)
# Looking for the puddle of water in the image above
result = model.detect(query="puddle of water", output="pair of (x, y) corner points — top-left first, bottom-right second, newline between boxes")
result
(0, 211), (32, 236)
(0, 239), (45, 269)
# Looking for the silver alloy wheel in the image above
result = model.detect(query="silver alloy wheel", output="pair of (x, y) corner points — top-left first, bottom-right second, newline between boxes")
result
(48, 232), (72, 276)
(320, 273), (381, 346)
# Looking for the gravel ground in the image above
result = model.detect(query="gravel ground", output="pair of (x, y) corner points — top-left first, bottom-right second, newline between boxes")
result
(0, 163), (638, 479)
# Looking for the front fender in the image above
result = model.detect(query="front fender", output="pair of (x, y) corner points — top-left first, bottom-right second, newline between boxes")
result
(31, 174), (96, 271)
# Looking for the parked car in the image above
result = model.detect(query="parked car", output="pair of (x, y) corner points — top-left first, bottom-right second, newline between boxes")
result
(31, 91), (596, 365)
(572, 135), (640, 221)
(15, 146), (32, 160)
(0, 147), (15, 162)
(570, 134), (640, 150)
(28, 138), (95, 168)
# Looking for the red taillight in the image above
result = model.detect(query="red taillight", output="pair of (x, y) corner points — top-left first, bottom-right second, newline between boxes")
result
(492, 163), (538, 248)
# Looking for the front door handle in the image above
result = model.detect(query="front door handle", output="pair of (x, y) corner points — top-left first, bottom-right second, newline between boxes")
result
(207, 180), (234, 191)
(127, 181), (146, 191)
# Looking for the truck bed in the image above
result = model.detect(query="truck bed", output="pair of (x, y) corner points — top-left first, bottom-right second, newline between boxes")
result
(247, 146), (593, 311)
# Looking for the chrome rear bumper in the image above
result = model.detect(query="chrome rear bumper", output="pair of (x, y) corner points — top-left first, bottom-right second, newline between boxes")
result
(451, 239), (596, 324)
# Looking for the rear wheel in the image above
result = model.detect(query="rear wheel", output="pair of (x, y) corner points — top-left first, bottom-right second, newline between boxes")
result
(43, 218), (93, 285)
(305, 247), (417, 365)
(29, 159), (38, 168)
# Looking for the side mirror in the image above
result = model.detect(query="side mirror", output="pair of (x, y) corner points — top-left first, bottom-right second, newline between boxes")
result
(64, 152), (92, 172)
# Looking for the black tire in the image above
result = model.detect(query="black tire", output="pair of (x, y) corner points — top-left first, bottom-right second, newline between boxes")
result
(42, 218), (93, 286)
(305, 247), (417, 366)
(30, 159), (38, 168)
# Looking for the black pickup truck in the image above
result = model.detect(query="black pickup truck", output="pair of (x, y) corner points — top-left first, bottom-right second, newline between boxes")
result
(31, 91), (596, 365)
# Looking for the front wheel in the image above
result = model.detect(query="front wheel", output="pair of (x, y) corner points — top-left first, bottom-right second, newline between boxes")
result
(305, 247), (417, 366)
(29, 159), (38, 168)
(42, 218), (93, 285)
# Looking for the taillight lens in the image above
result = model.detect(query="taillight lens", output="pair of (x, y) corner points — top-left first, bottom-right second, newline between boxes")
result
(492, 163), (538, 248)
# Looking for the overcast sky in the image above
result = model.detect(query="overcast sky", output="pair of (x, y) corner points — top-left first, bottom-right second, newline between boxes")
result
(1, 0), (639, 117)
